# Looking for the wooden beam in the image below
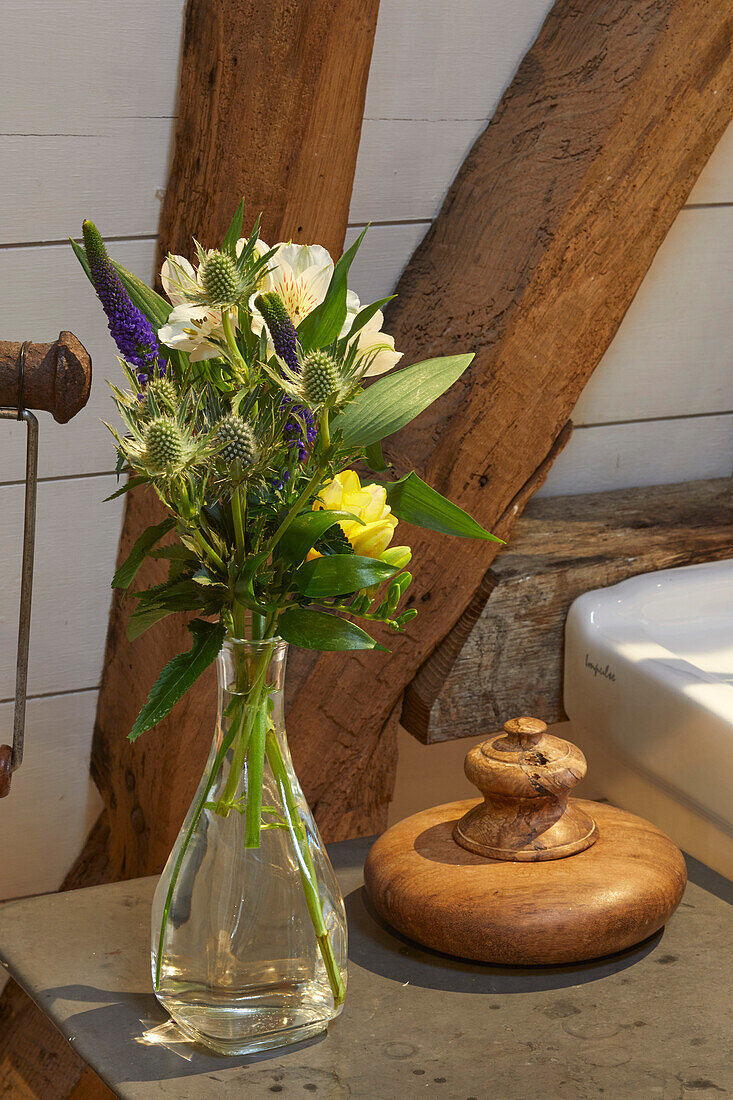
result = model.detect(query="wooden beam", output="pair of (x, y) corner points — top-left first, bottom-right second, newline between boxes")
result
(402, 477), (733, 743)
(156, 0), (378, 267)
(282, 0), (733, 837)
(95, 0), (379, 880)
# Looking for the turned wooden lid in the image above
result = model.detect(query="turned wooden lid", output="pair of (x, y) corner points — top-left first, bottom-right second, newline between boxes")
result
(453, 716), (598, 861)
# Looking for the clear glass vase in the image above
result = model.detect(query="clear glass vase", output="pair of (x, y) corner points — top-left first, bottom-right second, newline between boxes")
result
(151, 638), (347, 1055)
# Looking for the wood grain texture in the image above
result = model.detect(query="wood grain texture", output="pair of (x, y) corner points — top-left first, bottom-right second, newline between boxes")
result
(155, 0), (379, 270)
(454, 718), (598, 861)
(283, 0), (733, 828)
(403, 477), (733, 743)
(364, 799), (687, 964)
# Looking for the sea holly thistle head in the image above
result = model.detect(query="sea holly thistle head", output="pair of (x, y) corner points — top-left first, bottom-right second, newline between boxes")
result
(145, 418), (186, 475)
(300, 350), (341, 406)
(267, 337), (372, 416)
(114, 395), (210, 480)
(143, 377), (179, 417)
(215, 414), (258, 468)
(200, 251), (241, 307)
(162, 229), (276, 312)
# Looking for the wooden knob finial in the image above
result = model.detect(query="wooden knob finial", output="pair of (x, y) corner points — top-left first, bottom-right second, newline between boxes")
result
(499, 716), (546, 750)
(453, 715), (598, 861)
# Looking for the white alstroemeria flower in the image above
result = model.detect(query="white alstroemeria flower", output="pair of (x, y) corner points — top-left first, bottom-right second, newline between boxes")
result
(249, 241), (360, 345)
(160, 255), (201, 305)
(158, 304), (227, 363)
(159, 254), (235, 361)
(347, 309), (403, 377)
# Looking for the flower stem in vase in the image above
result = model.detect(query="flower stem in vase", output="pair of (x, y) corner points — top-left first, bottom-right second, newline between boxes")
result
(265, 728), (346, 1007)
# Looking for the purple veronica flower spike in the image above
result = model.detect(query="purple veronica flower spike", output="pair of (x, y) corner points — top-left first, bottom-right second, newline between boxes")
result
(255, 291), (300, 375)
(256, 291), (317, 460)
(82, 220), (163, 384)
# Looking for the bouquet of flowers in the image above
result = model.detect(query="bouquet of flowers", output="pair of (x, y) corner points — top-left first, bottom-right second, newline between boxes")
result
(72, 200), (498, 1047)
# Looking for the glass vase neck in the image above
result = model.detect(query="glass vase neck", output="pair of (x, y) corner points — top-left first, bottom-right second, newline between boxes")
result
(218, 637), (288, 697)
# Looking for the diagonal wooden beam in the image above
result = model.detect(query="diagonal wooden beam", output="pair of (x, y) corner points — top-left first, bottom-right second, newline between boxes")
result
(283, 0), (733, 838)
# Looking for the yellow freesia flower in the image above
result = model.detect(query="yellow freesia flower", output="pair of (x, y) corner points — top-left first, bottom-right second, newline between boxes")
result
(310, 470), (410, 561)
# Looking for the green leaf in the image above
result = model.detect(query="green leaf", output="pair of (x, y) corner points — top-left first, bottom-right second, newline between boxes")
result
(384, 472), (503, 542)
(339, 296), (395, 347)
(297, 227), (367, 349)
(104, 475), (147, 502)
(233, 552), (273, 614)
(192, 567), (227, 589)
(334, 353), (474, 448)
(278, 608), (384, 651)
(364, 439), (390, 472)
(295, 554), (398, 598)
(127, 605), (175, 642)
(149, 545), (197, 562)
(114, 262), (171, 327)
(222, 196), (245, 255)
(112, 518), (175, 590)
(128, 620), (226, 741)
(70, 238), (171, 329)
(279, 509), (364, 566)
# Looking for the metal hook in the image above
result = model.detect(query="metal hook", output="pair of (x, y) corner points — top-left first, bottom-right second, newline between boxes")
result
(0, 341), (39, 796)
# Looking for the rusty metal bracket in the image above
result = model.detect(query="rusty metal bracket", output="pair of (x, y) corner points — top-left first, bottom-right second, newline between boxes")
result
(0, 342), (39, 796)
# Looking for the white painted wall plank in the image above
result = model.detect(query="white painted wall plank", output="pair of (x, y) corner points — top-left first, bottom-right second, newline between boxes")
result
(0, 691), (102, 899)
(537, 414), (733, 497)
(0, 239), (156, 482)
(3, 115), (730, 251)
(350, 119), (483, 225)
(573, 207), (733, 426)
(363, 0), (553, 122)
(0, 475), (123, 699)
(344, 221), (429, 306)
(1, 0), (185, 131)
(0, 122), (172, 244)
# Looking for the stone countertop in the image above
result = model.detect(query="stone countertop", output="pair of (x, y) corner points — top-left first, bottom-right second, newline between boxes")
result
(0, 836), (731, 1099)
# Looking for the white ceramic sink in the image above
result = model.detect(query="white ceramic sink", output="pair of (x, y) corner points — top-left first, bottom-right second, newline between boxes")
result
(565, 558), (733, 875)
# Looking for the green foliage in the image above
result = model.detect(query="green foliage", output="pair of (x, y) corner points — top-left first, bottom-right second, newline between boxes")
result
(278, 608), (383, 651)
(363, 439), (390, 472)
(112, 518), (176, 590)
(335, 354), (475, 448)
(384, 472), (503, 542)
(128, 620), (226, 742)
(279, 510), (364, 566)
(297, 228), (367, 349)
(311, 523), (352, 557)
(72, 203), (497, 740)
(222, 196), (246, 255)
(294, 554), (398, 598)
